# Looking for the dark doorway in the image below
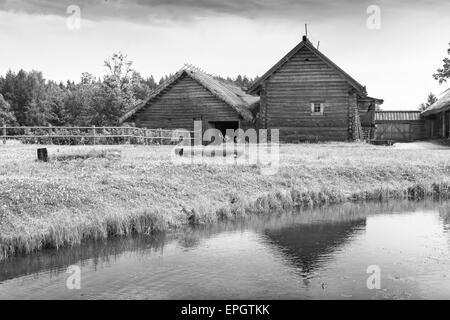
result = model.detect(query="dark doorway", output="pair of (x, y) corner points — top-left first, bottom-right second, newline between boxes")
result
(208, 121), (239, 137)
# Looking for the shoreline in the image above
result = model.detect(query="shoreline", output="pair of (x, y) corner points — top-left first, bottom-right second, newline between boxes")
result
(1, 142), (450, 261)
(2, 199), (447, 283)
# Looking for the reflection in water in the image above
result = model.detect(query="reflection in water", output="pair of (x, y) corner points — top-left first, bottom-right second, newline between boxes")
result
(0, 235), (168, 283)
(440, 209), (450, 248)
(264, 219), (366, 275)
(1, 200), (450, 299)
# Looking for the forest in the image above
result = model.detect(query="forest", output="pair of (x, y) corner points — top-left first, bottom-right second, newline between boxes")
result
(0, 53), (256, 127)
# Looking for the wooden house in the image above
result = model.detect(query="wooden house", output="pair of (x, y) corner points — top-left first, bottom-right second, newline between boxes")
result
(247, 36), (383, 142)
(373, 111), (426, 142)
(120, 67), (259, 138)
(421, 88), (450, 139)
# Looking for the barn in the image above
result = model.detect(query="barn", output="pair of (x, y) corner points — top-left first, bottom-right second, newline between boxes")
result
(247, 36), (383, 142)
(120, 67), (259, 138)
(421, 88), (450, 139)
(373, 111), (426, 142)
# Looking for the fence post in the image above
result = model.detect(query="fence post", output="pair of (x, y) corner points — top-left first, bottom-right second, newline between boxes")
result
(2, 121), (6, 144)
(92, 125), (96, 145)
(48, 124), (53, 145)
(25, 126), (30, 144)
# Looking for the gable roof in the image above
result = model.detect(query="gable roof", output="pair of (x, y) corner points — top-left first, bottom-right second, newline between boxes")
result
(248, 36), (367, 95)
(360, 96), (384, 105)
(421, 88), (450, 116)
(120, 67), (259, 123)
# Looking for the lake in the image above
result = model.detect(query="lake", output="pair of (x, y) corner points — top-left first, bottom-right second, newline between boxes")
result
(1, 200), (450, 299)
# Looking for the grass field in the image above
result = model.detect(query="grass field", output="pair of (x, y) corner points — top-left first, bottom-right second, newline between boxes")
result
(1, 141), (450, 260)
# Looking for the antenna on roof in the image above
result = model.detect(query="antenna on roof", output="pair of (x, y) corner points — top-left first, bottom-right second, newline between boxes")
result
(305, 24), (308, 38)
(317, 41), (320, 50)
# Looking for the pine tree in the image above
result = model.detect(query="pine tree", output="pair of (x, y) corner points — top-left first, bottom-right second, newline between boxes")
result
(419, 92), (438, 111)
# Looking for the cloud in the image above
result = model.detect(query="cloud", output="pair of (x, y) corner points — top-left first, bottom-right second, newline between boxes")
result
(0, 0), (292, 21)
(3, 0), (440, 24)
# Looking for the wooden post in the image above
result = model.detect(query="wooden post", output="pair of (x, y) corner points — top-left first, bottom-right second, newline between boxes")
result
(48, 124), (53, 145)
(25, 126), (30, 144)
(430, 120), (434, 138)
(92, 125), (96, 145)
(444, 111), (450, 139)
(2, 121), (6, 144)
(446, 111), (450, 139)
(442, 111), (446, 138)
(37, 148), (48, 162)
(261, 82), (268, 130)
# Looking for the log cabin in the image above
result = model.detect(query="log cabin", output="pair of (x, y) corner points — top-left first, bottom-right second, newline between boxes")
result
(247, 36), (383, 142)
(120, 67), (260, 138)
(421, 88), (450, 139)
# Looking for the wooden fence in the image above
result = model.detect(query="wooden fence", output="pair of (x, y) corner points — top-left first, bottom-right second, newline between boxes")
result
(1, 124), (195, 145)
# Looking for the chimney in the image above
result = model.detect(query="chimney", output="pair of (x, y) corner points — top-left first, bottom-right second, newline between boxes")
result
(302, 35), (308, 42)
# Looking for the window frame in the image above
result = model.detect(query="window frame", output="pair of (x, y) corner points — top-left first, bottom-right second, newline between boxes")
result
(311, 102), (325, 116)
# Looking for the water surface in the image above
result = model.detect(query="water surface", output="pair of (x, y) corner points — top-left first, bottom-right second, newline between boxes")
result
(1, 200), (450, 300)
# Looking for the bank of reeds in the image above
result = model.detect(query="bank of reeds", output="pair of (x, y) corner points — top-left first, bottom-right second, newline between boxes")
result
(1, 143), (450, 260)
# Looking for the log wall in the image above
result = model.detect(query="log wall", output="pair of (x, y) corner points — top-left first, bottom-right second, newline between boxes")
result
(133, 74), (241, 133)
(263, 46), (353, 142)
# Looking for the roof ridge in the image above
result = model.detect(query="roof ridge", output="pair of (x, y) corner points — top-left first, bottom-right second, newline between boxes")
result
(118, 68), (185, 122)
(184, 68), (255, 121)
(120, 65), (258, 123)
(439, 87), (450, 96)
(248, 38), (366, 95)
(421, 86), (450, 116)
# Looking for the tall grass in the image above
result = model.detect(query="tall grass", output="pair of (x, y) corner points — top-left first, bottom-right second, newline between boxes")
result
(1, 142), (450, 260)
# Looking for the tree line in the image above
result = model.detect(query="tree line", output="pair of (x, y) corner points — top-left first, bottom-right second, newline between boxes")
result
(3, 43), (447, 122)
(0, 53), (257, 127)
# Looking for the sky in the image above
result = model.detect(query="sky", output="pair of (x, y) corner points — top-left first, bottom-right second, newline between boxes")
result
(0, 0), (449, 110)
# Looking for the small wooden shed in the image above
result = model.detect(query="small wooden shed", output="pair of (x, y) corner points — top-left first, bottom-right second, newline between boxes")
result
(374, 111), (426, 142)
(120, 67), (259, 137)
(421, 88), (450, 139)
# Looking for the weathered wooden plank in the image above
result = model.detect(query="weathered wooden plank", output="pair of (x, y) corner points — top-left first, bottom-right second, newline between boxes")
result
(260, 43), (356, 141)
(134, 75), (241, 132)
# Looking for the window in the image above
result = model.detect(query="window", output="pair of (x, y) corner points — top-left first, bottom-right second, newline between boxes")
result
(311, 102), (325, 115)
(313, 103), (321, 113)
